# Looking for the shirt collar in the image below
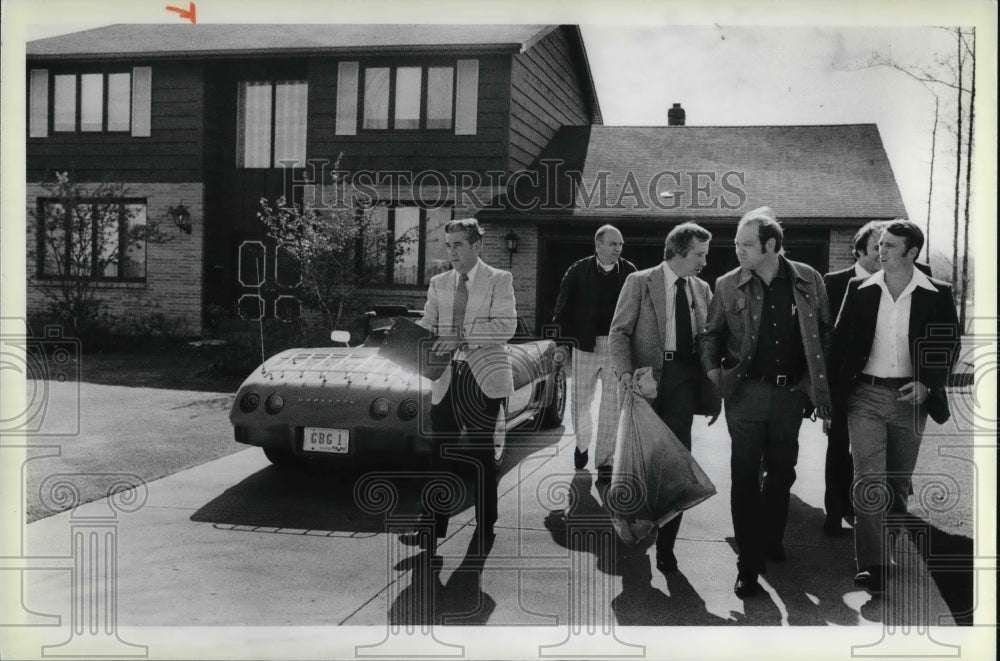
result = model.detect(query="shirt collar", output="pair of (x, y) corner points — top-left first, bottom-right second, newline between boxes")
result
(859, 267), (938, 294)
(595, 255), (618, 273)
(854, 262), (872, 278)
(662, 261), (681, 287)
(458, 259), (482, 284)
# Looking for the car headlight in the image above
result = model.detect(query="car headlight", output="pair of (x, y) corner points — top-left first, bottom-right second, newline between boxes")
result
(240, 392), (261, 413)
(398, 398), (418, 421)
(370, 397), (390, 420)
(265, 393), (285, 414)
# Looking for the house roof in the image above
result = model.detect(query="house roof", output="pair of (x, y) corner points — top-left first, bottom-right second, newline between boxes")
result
(26, 24), (555, 59)
(495, 124), (907, 221)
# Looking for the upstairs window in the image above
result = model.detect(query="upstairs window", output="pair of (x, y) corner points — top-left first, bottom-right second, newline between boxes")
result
(237, 80), (308, 168)
(36, 198), (147, 281)
(337, 60), (477, 135)
(31, 68), (151, 137)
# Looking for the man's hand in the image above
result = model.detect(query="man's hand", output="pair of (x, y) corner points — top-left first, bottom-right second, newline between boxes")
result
(897, 381), (929, 405)
(431, 336), (462, 355)
(707, 368), (721, 387)
(815, 405), (831, 420)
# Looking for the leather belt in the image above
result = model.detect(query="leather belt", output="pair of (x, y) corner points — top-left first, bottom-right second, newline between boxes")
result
(757, 373), (798, 387)
(858, 373), (911, 389)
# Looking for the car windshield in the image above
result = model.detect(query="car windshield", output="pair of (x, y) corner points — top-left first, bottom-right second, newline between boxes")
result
(363, 317), (396, 347)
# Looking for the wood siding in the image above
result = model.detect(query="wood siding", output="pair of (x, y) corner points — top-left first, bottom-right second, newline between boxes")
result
(508, 27), (590, 172)
(26, 61), (204, 182)
(307, 54), (510, 175)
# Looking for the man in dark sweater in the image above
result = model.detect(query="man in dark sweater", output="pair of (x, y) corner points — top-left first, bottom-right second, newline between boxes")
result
(552, 225), (637, 479)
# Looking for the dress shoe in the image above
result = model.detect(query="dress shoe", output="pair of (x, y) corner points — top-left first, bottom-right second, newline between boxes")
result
(734, 573), (763, 598)
(574, 448), (589, 470)
(766, 543), (786, 562)
(854, 566), (886, 593)
(656, 551), (678, 573)
(596, 465), (613, 484)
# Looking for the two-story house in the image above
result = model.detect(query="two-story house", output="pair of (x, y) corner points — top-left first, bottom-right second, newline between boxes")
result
(26, 24), (601, 336)
(26, 24), (907, 337)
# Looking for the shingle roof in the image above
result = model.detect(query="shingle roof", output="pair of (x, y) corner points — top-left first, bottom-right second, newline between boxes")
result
(26, 24), (553, 59)
(502, 124), (907, 221)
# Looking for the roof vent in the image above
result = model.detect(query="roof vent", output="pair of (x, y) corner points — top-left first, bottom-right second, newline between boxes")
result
(668, 103), (686, 126)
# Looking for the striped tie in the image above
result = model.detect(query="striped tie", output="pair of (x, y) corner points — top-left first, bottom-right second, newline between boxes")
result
(453, 272), (469, 338)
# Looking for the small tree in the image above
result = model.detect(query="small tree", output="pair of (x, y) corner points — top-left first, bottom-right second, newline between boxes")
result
(257, 188), (417, 334)
(27, 172), (169, 333)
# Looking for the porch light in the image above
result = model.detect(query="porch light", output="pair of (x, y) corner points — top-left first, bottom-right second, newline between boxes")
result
(505, 231), (519, 267)
(169, 203), (192, 234)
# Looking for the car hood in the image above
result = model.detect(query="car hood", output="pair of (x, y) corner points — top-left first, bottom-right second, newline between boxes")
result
(238, 346), (432, 392)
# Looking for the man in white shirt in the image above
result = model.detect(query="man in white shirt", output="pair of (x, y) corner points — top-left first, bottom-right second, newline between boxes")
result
(831, 220), (960, 593)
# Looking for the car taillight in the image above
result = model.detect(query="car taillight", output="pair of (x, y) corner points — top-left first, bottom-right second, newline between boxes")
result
(370, 397), (390, 419)
(398, 398), (418, 420)
(240, 392), (261, 413)
(265, 393), (285, 414)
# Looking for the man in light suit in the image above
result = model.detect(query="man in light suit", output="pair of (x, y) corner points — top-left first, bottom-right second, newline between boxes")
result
(831, 220), (959, 593)
(609, 222), (720, 574)
(400, 218), (517, 562)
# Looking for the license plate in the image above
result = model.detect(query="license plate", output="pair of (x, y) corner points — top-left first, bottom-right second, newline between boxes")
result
(303, 427), (350, 454)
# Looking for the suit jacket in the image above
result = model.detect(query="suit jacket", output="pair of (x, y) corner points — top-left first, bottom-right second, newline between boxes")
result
(609, 264), (721, 416)
(418, 260), (517, 405)
(831, 271), (959, 424)
(552, 255), (637, 352)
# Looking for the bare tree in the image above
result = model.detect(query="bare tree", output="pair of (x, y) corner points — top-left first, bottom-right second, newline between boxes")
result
(960, 28), (975, 329)
(257, 185), (416, 334)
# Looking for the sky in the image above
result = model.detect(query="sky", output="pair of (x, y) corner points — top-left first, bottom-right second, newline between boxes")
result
(4, 0), (996, 263)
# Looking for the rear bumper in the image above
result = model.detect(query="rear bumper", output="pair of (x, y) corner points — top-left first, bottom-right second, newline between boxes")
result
(234, 425), (435, 467)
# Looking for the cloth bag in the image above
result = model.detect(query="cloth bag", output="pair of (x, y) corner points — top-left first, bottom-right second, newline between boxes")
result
(609, 390), (717, 546)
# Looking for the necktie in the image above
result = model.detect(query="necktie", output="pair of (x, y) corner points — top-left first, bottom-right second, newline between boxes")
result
(675, 277), (693, 356)
(453, 273), (469, 338)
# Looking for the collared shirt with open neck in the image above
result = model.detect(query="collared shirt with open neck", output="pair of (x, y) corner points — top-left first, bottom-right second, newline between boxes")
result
(854, 262), (873, 278)
(860, 267), (938, 378)
(595, 255), (619, 273)
(750, 258), (805, 380)
(660, 261), (696, 353)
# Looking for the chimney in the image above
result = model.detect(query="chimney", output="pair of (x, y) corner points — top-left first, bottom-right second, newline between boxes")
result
(668, 103), (686, 126)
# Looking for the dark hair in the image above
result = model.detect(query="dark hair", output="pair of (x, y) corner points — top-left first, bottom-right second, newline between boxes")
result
(852, 221), (885, 259)
(663, 222), (712, 260)
(737, 206), (783, 253)
(444, 217), (485, 244)
(883, 219), (924, 256)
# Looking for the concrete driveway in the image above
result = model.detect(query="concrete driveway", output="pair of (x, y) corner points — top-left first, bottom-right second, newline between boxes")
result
(3, 380), (985, 660)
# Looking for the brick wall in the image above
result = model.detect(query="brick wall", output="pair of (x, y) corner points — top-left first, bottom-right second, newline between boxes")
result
(828, 227), (857, 272)
(26, 182), (205, 336)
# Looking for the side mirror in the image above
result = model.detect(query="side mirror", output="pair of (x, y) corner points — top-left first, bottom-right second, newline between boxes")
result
(330, 330), (351, 346)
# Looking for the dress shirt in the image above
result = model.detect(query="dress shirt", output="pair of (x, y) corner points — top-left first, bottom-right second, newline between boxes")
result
(860, 268), (938, 378)
(854, 263), (873, 278)
(661, 262), (696, 352)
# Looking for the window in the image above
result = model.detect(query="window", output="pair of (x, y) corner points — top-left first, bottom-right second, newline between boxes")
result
(29, 67), (151, 137)
(36, 199), (147, 281)
(363, 206), (453, 286)
(237, 80), (308, 168)
(337, 59), (477, 135)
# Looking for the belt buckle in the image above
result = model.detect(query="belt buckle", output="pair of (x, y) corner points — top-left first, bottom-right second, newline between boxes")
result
(776, 374), (787, 387)
(663, 351), (675, 362)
